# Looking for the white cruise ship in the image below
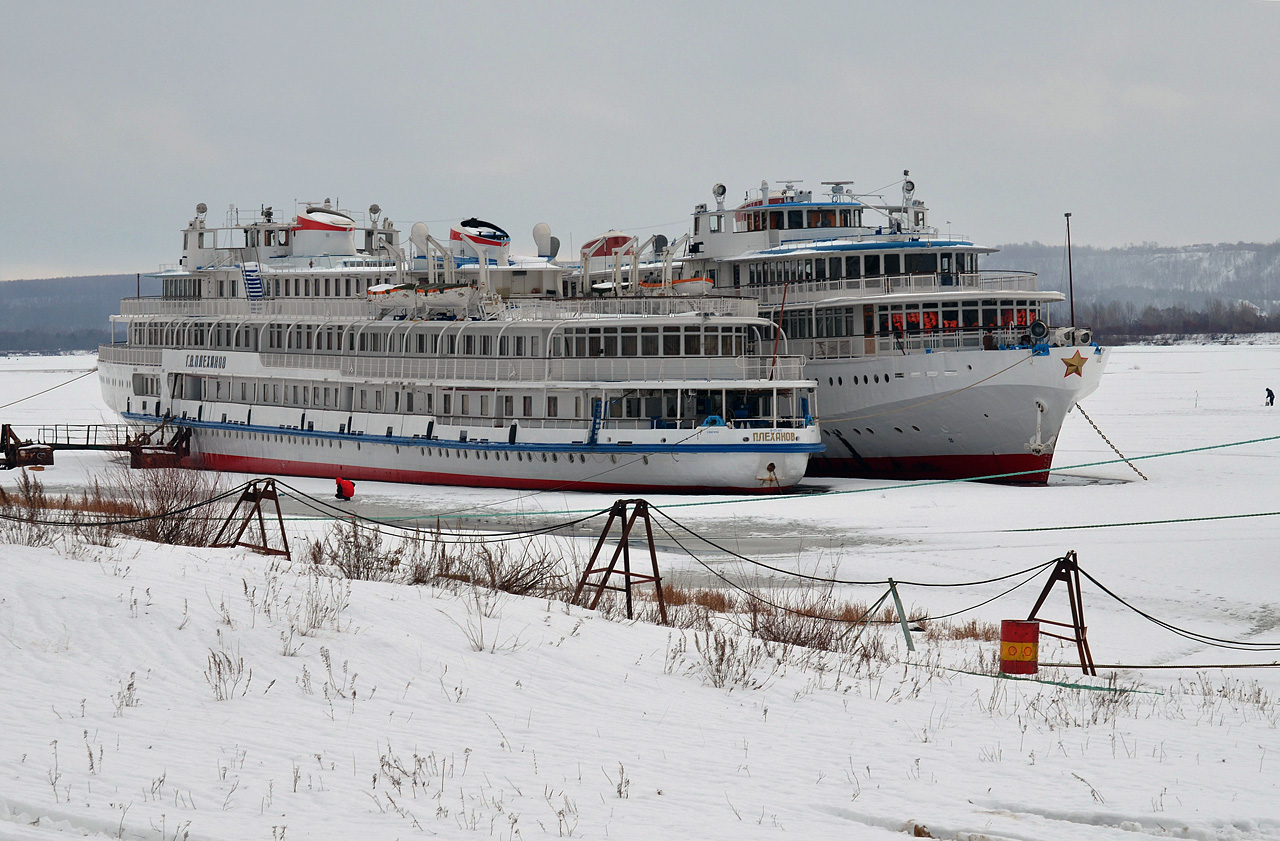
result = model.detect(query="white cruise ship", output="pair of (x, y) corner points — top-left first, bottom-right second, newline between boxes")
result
(97, 202), (821, 493)
(585, 177), (1109, 484)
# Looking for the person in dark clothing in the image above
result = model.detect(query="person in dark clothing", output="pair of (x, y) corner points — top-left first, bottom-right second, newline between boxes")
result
(335, 476), (355, 500)
(1268, 388), (1275, 407)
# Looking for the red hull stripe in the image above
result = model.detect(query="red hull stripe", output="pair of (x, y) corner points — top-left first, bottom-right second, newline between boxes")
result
(809, 452), (1054, 484)
(193, 452), (787, 495)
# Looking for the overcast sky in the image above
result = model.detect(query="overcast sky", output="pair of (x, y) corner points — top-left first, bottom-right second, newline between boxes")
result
(2, 0), (1278, 280)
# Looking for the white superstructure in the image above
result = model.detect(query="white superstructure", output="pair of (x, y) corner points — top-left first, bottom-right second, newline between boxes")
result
(577, 177), (1108, 483)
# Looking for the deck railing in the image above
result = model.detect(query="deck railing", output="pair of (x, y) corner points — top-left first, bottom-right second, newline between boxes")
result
(754, 271), (1041, 306)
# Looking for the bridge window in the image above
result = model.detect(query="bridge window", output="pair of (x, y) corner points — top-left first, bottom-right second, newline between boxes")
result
(864, 255), (880, 276)
(787, 210), (803, 229)
(884, 254), (900, 276)
(905, 252), (937, 274)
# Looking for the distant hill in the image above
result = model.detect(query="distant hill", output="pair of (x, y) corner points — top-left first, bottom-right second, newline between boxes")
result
(985, 241), (1280, 321)
(0, 274), (159, 352)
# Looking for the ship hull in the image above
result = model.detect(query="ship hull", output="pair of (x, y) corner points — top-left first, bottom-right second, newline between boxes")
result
(805, 345), (1109, 483)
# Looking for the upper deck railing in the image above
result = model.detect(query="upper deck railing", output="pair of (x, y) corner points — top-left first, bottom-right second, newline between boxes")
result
(504, 296), (758, 320)
(117, 294), (761, 322)
(753, 271), (1044, 307)
(260, 352), (808, 385)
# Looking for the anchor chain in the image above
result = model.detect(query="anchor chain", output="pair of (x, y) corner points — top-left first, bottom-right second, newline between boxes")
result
(1076, 404), (1148, 481)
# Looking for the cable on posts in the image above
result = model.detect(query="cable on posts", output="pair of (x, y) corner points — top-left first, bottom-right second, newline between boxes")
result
(0, 479), (255, 528)
(272, 480), (610, 544)
(650, 506), (1058, 588)
(1077, 568), (1280, 652)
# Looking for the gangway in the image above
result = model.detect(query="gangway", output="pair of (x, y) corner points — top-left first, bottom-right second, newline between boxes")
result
(1, 422), (191, 470)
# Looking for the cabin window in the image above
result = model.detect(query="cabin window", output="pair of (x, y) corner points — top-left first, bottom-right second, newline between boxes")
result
(641, 327), (659, 356)
(480, 395), (489, 416)
(522, 395), (532, 416)
(864, 255), (880, 276)
(461, 394), (470, 415)
(515, 335), (525, 356)
(815, 259), (827, 281)
(501, 395), (512, 417)
(942, 305), (959, 330)
(884, 254), (900, 276)
(656, 327), (677, 356)
(442, 393), (452, 415)
(546, 395), (558, 417)
(828, 257), (843, 280)
(709, 215), (722, 233)
(905, 252), (938, 274)
(620, 327), (637, 356)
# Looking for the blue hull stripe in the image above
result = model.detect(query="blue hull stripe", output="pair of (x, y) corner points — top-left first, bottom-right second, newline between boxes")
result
(123, 413), (825, 455)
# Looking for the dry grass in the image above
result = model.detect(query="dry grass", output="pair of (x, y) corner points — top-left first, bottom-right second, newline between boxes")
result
(0, 466), (230, 547)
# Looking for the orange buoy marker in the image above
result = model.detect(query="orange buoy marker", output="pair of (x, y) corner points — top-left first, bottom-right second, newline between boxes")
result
(1000, 619), (1040, 675)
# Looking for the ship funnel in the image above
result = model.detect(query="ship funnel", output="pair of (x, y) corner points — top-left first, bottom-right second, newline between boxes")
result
(410, 222), (431, 256)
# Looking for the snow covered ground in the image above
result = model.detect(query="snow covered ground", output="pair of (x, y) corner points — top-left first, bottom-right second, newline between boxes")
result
(2, 345), (1280, 840)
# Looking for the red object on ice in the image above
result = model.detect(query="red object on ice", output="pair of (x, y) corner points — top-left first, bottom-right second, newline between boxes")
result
(336, 477), (355, 499)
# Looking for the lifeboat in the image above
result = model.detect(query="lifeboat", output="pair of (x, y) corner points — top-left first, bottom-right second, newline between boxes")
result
(638, 276), (713, 295)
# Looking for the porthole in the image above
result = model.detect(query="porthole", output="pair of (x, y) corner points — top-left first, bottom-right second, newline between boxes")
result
(552, 453), (558, 462)
(566, 453), (573, 463)
(866, 428), (875, 435)
(504, 452), (509, 461)
(911, 425), (920, 432)
(541, 453), (548, 462)
(863, 375), (868, 384)
(611, 454), (618, 463)
(828, 377), (834, 386)
(894, 427), (903, 433)
(874, 374), (879, 383)
(838, 377), (843, 386)
(853, 428), (862, 435)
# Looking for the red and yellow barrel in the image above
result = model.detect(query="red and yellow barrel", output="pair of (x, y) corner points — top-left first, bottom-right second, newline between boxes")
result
(999, 620), (1040, 675)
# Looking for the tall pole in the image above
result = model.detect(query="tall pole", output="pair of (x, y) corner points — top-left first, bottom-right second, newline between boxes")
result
(1065, 213), (1075, 327)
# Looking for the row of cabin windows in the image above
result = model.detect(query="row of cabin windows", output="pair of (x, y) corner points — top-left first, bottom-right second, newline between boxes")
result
(132, 321), (756, 359)
(174, 376), (773, 425)
(742, 252), (976, 287)
(131, 321), (540, 357)
(696, 207), (869, 235)
(554, 325), (749, 358)
(733, 207), (866, 234)
(775, 300), (1044, 340)
(183, 375), (587, 420)
(165, 274), (393, 301)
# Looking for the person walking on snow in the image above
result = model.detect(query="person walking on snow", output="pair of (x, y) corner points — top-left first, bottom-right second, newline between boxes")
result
(1267, 387), (1275, 407)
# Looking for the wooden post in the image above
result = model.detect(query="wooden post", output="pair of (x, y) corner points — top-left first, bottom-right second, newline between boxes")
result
(571, 499), (666, 624)
(1026, 551), (1096, 675)
(211, 479), (291, 559)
